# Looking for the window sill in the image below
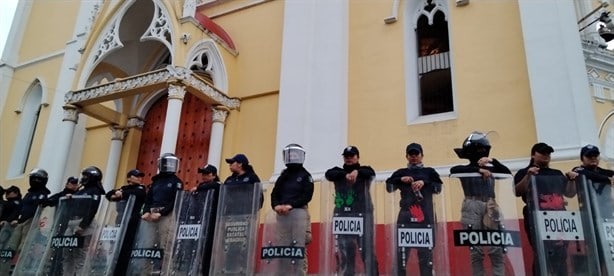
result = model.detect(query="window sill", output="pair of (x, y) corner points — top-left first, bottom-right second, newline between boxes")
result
(407, 111), (457, 125)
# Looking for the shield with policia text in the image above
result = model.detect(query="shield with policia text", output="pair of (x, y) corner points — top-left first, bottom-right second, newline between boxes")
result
(125, 191), (183, 275)
(81, 195), (135, 275)
(36, 195), (103, 275)
(383, 176), (449, 276)
(12, 205), (55, 276)
(0, 224), (16, 273)
(529, 175), (600, 275)
(319, 179), (378, 275)
(448, 173), (525, 275)
(165, 189), (217, 275)
(259, 207), (307, 274)
(584, 175), (614, 274)
(210, 182), (262, 275)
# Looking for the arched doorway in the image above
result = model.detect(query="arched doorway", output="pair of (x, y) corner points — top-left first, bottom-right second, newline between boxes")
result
(136, 92), (213, 190)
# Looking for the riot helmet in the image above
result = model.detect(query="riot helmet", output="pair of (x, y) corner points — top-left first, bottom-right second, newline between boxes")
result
(29, 168), (49, 187)
(454, 131), (491, 161)
(158, 153), (180, 173)
(80, 166), (103, 187)
(283, 144), (306, 165)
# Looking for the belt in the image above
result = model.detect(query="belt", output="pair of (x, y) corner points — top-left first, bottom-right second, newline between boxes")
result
(465, 196), (492, 202)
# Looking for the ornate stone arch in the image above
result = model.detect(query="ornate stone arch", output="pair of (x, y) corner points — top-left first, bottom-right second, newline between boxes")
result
(15, 78), (48, 114)
(185, 39), (229, 92)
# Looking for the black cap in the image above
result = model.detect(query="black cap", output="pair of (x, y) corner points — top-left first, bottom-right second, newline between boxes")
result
(127, 169), (145, 178)
(531, 142), (554, 155)
(66, 176), (79, 184)
(581, 144), (600, 157)
(225, 154), (249, 165)
(342, 146), (360, 157)
(406, 143), (423, 155)
(198, 164), (217, 175)
(5, 185), (20, 195)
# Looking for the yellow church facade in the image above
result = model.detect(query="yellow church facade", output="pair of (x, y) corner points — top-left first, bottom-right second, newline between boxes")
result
(1, 0), (613, 274)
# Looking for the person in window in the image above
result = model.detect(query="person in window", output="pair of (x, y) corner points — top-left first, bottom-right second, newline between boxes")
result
(449, 132), (511, 276)
(386, 143), (442, 276)
(325, 146), (379, 276)
(514, 142), (576, 275)
(105, 168), (147, 276)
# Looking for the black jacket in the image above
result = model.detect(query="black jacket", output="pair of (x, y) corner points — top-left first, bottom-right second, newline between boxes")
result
(450, 158), (511, 198)
(271, 165), (314, 209)
(106, 183), (147, 219)
(45, 188), (77, 207)
(224, 169), (263, 209)
(143, 173), (183, 216)
(72, 184), (105, 229)
(0, 197), (21, 222)
(386, 165), (442, 224)
(325, 163), (375, 213)
(18, 186), (51, 223)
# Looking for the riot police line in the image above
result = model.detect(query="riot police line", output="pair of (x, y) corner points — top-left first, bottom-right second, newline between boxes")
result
(0, 138), (614, 275)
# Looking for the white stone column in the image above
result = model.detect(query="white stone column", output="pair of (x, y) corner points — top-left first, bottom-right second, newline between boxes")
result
(160, 83), (186, 155)
(207, 106), (229, 168)
(518, 0), (598, 158)
(102, 126), (126, 192)
(274, 0), (349, 179)
(46, 105), (79, 193)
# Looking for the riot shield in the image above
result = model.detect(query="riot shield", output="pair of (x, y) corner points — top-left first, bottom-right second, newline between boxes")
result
(259, 209), (307, 275)
(37, 195), (103, 275)
(210, 183), (262, 275)
(12, 205), (55, 276)
(81, 195), (135, 275)
(383, 178), (449, 276)
(125, 191), (183, 275)
(166, 189), (217, 275)
(319, 179), (378, 275)
(529, 175), (600, 275)
(584, 176), (614, 274)
(448, 173), (525, 275)
(0, 224), (16, 274)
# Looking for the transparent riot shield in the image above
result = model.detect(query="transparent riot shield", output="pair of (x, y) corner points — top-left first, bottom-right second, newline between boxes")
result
(166, 189), (217, 275)
(529, 175), (600, 275)
(319, 179), (378, 275)
(81, 195), (135, 275)
(448, 173), (525, 275)
(584, 176), (614, 274)
(210, 183), (262, 275)
(383, 176), (449, 276)
(0, 224), (16, 273)
(259, 209), (307, 275)
(12, 205), (55, 276)
(126, 191), (183, 275)
(36, 195), (103, 275)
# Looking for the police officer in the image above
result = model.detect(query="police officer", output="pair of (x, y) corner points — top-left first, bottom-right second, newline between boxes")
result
(0, 168), (51, 274)
(325, 146), (379, 276)
(60, 166), (106, 276)
(193, 164), (221, 275)
(105, 168), (146, 276)
(567, 144), (614, 184)
(449, 132), (511, 276)
(271, 144), (314, 275)
(386, 143), (442, 276)
(44, 176), (79, 207)
(224, 153), (263, 208)
(1, 186), (21, 225)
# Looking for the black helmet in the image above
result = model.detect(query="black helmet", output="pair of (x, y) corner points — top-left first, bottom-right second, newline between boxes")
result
(454, 131), (491, 160)
(80, 166), (103, 186)
(158, 153), (179, 173)
(282, 143), (306, 165)
(29, 168), (49, 187)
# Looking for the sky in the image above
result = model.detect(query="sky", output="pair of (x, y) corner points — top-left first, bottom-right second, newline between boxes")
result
(0, 0), (18, 58)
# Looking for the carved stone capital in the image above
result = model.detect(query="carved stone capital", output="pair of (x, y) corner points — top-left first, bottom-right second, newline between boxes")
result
(62, 105), (79, 123)
(127, 117), (145, 129)
(212, 106), (229, 124)
(168, 83), (187, 100)
(110, 126), (127, 141)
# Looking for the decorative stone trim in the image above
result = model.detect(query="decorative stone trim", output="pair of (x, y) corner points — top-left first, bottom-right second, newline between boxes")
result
(65, 66), (239, 109)
(110, 126), (127, 141)
(127, 117), (145, 129)
(168, 83), (187, 100)
(141, 0), (173, 52)
(212, 106), (229, 123)
(62, 105), (79, 123)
